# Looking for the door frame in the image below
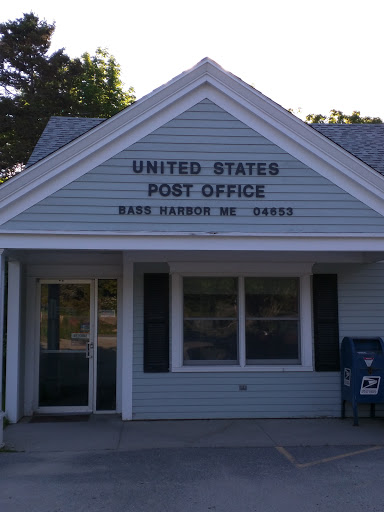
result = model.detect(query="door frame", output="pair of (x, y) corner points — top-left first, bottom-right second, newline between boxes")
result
(36, 279), (96, 414)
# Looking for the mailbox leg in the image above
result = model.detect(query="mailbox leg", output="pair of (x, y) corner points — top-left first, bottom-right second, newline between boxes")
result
(370, 403), (376, 419)
(341, 400), (345, 419)
(352, 401), (359, 426)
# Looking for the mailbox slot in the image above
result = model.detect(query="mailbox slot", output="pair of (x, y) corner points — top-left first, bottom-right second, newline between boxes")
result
(353, 338), (381, 353)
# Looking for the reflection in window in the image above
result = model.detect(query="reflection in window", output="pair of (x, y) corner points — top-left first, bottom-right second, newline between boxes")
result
(39, 283), (91, 407)
(183, 277), (238, 364)
(181, 276), (300, 366)
(245, 278), (300, 363)
(97, 279), (117, 410)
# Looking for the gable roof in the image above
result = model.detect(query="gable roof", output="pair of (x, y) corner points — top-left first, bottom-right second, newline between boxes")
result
(2, 57), (384, 226)
(27, 117), (384, 176)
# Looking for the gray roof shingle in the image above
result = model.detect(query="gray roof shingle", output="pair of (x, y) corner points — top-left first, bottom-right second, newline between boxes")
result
(27, 116), (384, 177)
(311, 123), (384, 175)
(26, 116), (105, 167)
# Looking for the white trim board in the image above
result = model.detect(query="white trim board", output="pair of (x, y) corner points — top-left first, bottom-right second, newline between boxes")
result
(169, 262), (313, 274)
(1, 58), (384, 226)
(2, 231), (384, 252)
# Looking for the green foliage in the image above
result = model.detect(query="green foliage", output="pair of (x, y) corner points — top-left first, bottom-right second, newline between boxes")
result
(0, 12), (55, 97)
(305, 113), (327, 123)
(75, 48), (135, 118)
(0, 13), (80, 174)
(0, 12), (135, 177)
(2, 414), (10, 429)
(306, 109), (383, 124)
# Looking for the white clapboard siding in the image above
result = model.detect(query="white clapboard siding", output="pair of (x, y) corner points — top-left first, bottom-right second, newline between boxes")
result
(131, 266), (340, 420)
(130, 264), (384, 419)
(4, 99), (384, 233)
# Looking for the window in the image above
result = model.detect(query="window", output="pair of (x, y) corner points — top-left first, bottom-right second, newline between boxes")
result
(171, 266), (312, 372)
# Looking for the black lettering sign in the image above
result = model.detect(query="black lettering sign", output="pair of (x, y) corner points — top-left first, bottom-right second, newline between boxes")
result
(256, 185), (265, 198)
(235, 163), (246, 175)
(246, 162), (255, 175)
(147, 161), (158, 173)
(178, 162), (188, 174)
(190, 162), (201, 174)
(148, 184), (193, 197)
(220, 207), (236, 216)
(269, 162), (279, 175)
(118, 206), (152, 215)
(134, 160), (279, 177)
(225, 162), (235, 175)
(213, 162), (224, 175)
(257, 163), (267, 175)
(201, 184), (266, 198)
(159, 206), (211, 216)
(132, 161), (143, 173)
(201, 184), (213, 197)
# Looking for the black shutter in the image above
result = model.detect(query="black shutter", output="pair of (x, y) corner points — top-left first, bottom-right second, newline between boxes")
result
(144, 273), (170, 372)
(313, 274), (340, 371)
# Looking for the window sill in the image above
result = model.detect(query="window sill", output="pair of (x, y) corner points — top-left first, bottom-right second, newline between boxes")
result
(171, 365), (314, 373)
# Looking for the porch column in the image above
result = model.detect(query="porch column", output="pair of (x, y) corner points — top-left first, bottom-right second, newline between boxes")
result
(121, 254), (134, 420)
(5, 259), (22, 423)
(0, 250), (5, 446)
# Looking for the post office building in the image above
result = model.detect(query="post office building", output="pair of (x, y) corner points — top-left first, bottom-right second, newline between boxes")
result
(1, 58), (384, 422)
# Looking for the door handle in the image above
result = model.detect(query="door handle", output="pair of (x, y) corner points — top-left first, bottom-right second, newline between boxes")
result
(86, 341), (94, 359)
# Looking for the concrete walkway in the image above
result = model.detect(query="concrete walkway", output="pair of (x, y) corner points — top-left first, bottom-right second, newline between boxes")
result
(3, 416), (384, 452)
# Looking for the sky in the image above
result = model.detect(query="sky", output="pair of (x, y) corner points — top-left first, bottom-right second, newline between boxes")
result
(2, 0), (384, 120)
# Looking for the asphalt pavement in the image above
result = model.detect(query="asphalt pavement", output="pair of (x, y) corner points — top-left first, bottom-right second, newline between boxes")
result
(1, 417), (384, 512)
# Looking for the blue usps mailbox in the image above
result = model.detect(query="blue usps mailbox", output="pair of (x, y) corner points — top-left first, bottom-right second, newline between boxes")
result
(341, 337), (384, 425)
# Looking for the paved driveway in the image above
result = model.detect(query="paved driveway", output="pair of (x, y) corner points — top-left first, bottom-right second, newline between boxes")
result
(1, 417), (384, 512)
(1, 445), (384, 512)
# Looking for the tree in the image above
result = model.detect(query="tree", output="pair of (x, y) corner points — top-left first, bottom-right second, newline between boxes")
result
(0, 13), (82, 178)
(74, 48), (135, 118)
(306, 109), (383, 124)
(0, 12), (135, 181)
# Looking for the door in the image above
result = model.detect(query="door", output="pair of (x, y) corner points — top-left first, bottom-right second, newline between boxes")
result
(38, 281), (94, 411)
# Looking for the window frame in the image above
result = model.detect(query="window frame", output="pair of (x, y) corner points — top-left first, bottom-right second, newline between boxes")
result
(170, 262), (313, 372)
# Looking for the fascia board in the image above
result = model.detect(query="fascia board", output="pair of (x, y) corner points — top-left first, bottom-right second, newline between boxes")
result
(2, 231), (384, 252)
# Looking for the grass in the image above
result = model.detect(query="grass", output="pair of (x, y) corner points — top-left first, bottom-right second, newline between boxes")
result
(0, 446), (18, 453)
(2, 414), (9, 429)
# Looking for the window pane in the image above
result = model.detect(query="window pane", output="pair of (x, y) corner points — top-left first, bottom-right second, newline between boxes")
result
(245, 277), (298, 318)
(183, 277), (238, 363)
(39, 283), (90, 407)
(246, 320), (299, 360)
(184, 277), (237, 318)
(97, 279), (117, 411)
(245, 278), (300, 364)
(184, 319), (238, 361)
